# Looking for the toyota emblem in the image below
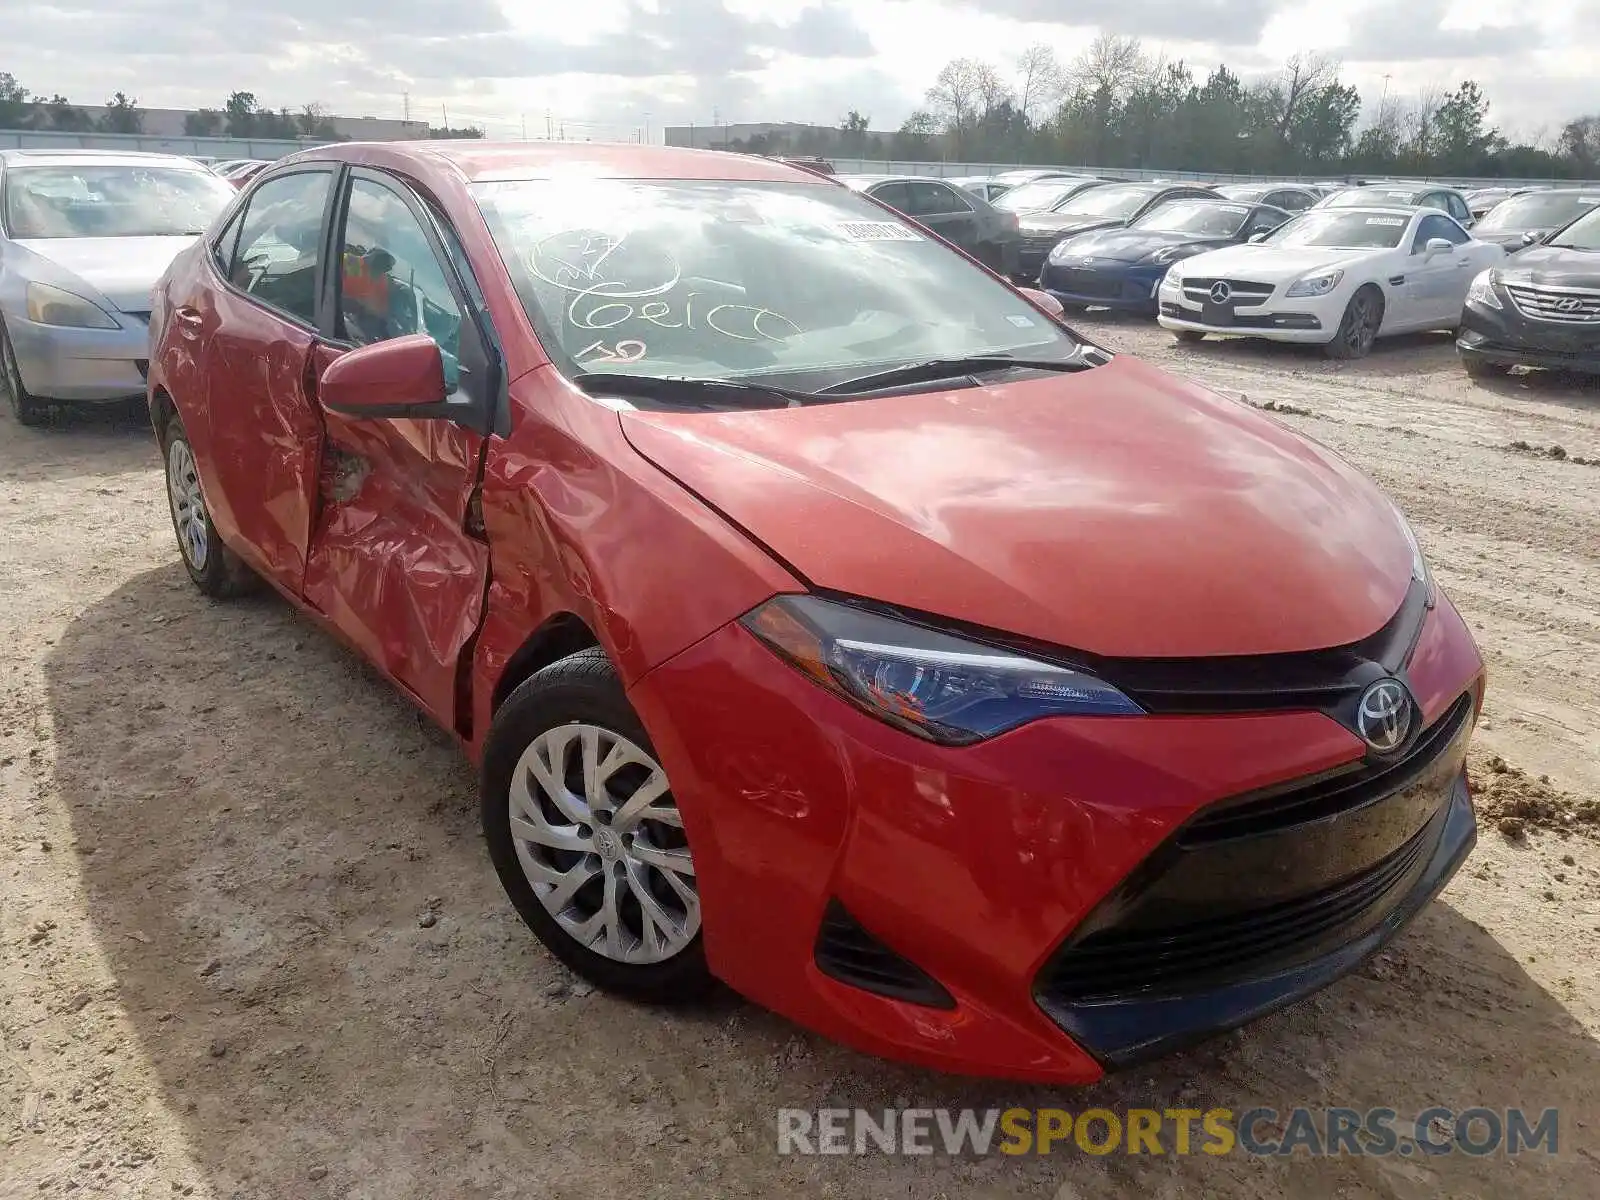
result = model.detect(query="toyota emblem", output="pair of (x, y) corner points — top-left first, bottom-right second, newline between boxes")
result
(1356, 679), (1414, 754)
(1209, 281), (1232, 304)
(1555, 296), (1584, 312)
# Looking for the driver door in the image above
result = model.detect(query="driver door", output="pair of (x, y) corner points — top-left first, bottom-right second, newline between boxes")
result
(301, 168), (495, 731)
(1404, 214), (1474, 327)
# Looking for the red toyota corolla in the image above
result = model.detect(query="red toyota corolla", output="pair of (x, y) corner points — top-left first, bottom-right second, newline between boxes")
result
(146, 142), (1483, 1082)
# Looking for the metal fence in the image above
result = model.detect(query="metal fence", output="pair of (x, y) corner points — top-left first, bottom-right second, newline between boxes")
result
(824, 157), (1593, 189)
(1, 128), (326, 159)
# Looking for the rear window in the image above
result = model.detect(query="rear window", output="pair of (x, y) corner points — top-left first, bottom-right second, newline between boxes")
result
(3, 163), (234, 238)
(1476, 192), (1600, 232)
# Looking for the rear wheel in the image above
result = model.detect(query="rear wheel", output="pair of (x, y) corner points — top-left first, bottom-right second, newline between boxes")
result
(161, 417), (258, 598)
(1324, 286), (1384, 359)
(1172, 330), (1206, 344)
(1461, 352), (1510, 380)
(0, 319), (46, 427)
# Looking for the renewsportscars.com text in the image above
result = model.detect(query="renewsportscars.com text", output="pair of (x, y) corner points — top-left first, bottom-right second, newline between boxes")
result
(776, 1106), (1559, 1157)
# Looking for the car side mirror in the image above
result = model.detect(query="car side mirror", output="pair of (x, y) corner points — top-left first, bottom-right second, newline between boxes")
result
(1423, 237), (1453, 258)
(320, 334), (451, 419)
(1248, 231), (1269, 243)
(1017, 286), (1065, 318)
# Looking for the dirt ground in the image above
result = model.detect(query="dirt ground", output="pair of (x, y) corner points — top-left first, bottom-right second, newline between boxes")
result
(3, 322), (1598, 1199)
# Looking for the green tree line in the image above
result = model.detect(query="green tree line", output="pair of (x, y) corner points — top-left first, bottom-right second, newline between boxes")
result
(735, 38), (1600, 180)
(0, 73), (346, 140)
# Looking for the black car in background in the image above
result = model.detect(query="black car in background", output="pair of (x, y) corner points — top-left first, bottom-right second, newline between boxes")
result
(1470, 189), (1600, 253)
(1215, 182), (1320, 212)
(1012, 181), (1220, 281)
(1038, 199), (1291, 313)
(840, 174), (1021, 277)
(1458, 203), (1600, 378)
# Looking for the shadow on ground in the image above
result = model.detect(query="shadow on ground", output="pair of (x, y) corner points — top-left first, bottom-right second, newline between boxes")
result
(44, 566), (1599, 1199)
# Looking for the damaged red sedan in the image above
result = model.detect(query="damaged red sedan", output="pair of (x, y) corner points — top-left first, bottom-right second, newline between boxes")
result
(147, 143), (1484, 1082)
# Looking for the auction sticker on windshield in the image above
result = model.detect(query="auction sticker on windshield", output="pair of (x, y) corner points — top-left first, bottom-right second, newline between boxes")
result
(1367, 216), (1406, 225)
(836, 222), (923, 242)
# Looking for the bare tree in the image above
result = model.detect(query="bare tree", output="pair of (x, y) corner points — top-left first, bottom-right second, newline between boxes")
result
(1403, 84), (1447, 159)
(926, 57), (1008, 154)
(1068, 33), (1148, 101)
(1261, 52), (1341, 143)
(1015, 44), (1065, 124)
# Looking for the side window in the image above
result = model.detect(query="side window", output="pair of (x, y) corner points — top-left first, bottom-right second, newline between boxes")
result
(1412, 214), (1466, 253)
(1243, 207), (1287, 238)
(337, 176), (464, 389)
(211, 204), (246, 274)
(229, 171), (333, 325)
(1419, 192), (1450, 213)
(1270, 190), (1311, 212)
(908, 182), (972, 216)
(1448, 194), (1472, 224)
(870, 181), (911, 213)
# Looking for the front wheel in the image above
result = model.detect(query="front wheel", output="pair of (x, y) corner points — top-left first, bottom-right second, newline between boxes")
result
(1324, 286), (1384, 359)
(482, 649), (711, 1003)
(0, 320), (46, 426)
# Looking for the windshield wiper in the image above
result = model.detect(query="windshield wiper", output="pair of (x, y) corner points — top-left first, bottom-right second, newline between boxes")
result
(572, 372), (818, 410)
(817, 352), (1098, 396)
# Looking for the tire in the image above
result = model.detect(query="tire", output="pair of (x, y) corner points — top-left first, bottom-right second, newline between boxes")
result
(482, 649), (711, 1004)
(160, 416), (258, 598)
(1172, 330), (1206, 344)
(1324, 285), (1384, 360)
(0, 319), (47, 427)
(1461, 352), (1509, 379)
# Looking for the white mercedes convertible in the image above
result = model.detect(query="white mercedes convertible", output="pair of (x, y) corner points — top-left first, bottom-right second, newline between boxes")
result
(1156, 206), (1505, 358)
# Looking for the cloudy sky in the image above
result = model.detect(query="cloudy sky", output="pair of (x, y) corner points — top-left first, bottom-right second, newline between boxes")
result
(10, 0), (1599, 143)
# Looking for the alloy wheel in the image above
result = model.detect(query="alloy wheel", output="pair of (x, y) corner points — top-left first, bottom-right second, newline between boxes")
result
(508, 723), (698, 964)
(1344, 293), (1377, 355)
(166, 438), (210, 572)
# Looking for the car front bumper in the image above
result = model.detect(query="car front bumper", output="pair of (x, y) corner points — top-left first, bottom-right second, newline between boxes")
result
(1156, 277), (1337, 343)
(630, 592), (1485, 1082)
(1039, 260), (1166, 311)
(4, 309), (151, 402)
(1458, 300), (1600, 374)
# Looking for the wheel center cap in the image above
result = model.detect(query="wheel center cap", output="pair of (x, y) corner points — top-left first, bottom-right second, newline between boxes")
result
(594, 827), (621, 860)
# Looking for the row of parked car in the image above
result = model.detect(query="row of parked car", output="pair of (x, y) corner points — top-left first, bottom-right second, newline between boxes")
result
(843, 166), (1600, 372)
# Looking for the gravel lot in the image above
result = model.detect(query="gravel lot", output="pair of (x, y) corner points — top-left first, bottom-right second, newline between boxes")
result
(3, 321), (1598, 1199)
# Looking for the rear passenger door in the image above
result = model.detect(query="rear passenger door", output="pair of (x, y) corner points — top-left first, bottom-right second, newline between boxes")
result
(198, 167), (337, 592)
(905, 181), (979, 251)
(300, 168), (498, 729)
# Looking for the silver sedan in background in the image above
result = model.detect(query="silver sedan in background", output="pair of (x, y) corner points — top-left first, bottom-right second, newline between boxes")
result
(0, 149), (236, 425)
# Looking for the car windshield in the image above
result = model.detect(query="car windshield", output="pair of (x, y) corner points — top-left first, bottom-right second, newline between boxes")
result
(1134, 201), (1250, 237)
(1264, 211), (1410, 249)
(1324, 187), (1422, 209)
(994, 181), (1088, 211)
(2, 164), (235, 239)
(1546, 206), (1600, 251)
(1477, 191), (1600, 232)
(472, 178), (1081, 387)
(1056, 185), (1159, 220)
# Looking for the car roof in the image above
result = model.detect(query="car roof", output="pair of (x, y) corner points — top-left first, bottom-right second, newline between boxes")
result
(291, 141), (824, 187)
(1314, 205), (1425, 220)
(0, 148), (212, 170)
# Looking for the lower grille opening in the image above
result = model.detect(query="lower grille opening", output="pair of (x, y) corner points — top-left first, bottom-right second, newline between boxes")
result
(815, 900), (954, 1009)
(136, 359), (149, 380)
(1038, 812), (1439, 1003)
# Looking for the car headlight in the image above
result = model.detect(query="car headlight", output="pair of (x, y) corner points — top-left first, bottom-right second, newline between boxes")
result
(1465, 268), (1502, 311)
(1046, 239), (1081, 264)
(26, 281), (119, 330)
(1285, 269), (1345, 298)
(1146, 245), (1190, 266)
(1162, 263), (1185, 287)
(742, 594), (1143, 745)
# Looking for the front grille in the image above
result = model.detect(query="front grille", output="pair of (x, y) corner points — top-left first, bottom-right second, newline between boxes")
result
(1181, 277), (1275, 304)
(1053, 269), (1124, 299)
(1504, 283), (1600, 323)
(814, 900), (953, 1008)
(1037, 821), (1434, 1001)
(1184, 693), (1474, 844)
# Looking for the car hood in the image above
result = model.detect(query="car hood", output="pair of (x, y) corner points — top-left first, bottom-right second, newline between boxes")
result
(1020, 214), (1123, 238)
(1175, 243), (1372, 281)
(619, 356), (1413, 658)
(1496, 244), (1600, 287)
(13, 235), (199, 312)
(1055, 228), (1227, 264)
